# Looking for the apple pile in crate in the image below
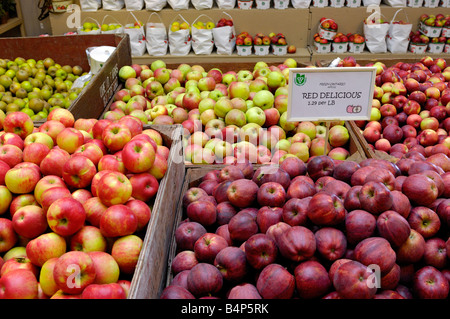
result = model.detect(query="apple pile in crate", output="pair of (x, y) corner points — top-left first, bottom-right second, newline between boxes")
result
(350, 57), (450, 163)
(113, 59), (354, 166)
(0, 108), (170, 299)
(162, 152), (450, 299)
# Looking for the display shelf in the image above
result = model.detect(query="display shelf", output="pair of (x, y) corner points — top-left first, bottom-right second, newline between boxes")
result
(131, 47), (311, 66)
(0, 0), (25, 37)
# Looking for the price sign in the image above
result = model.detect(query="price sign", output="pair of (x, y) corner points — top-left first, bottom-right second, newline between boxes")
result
(286, 67), (377, 122)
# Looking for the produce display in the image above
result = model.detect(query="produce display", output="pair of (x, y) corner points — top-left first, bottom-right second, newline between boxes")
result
(353, 56), (450, 161)
(0, 108), (170, 299)
(110, 59), (356, 165)
(0, 57), (86, 121)
(162, 154), (450, 299)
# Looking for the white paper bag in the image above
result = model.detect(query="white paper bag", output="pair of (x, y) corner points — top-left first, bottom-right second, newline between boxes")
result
(191, 14), (214, 55)
(124, 12), (146, 57)
(125, 0), (145, 10)
(144, 0), (167, 10)
(168, 15), (192, 55)
(386, 9), (412, 53)
(77, 17), (101, 34)
(291, 0), (312, 6)
(168, 0), (190, 9)
(102, 0), (125, 10)
(192, 0), (214, 8)
(383, 0), (406, 5)
(145, 12), (168, 56)
(80, 0), (102, 11)
(212, 12), (236, 55)
(216, 0), (236, 8)
(100, 15), (124, 34)
(363, 11), (389, 53)
(362, 0), (381, 4)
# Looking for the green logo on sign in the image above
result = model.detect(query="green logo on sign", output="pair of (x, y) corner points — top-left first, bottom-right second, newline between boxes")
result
(295, 74), (306, 86)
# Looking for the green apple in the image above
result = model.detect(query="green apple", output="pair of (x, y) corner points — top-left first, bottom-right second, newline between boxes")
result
(198, 97), (216, 114)
(279, 111), (298, 132)
(214, 97), (233, 118)
(296, 121), (317, 140)
(253, 90), (275, 110)
(245, 106), (266, 127)
(225, 109), (247, 127)
(275, 138), (291, 152)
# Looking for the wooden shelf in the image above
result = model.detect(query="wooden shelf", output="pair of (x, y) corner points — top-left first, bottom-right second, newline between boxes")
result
(0, 1), (25, 37)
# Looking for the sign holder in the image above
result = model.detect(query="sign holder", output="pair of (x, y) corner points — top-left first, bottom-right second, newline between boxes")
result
(286, 66), (377, 155)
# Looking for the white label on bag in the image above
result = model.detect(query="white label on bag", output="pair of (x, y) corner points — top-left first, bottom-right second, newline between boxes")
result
(287, 67), (376, 121)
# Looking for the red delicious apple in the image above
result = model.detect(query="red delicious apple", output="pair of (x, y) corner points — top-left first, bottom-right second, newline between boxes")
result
(227, 211), (258, 244)
(395, 229), (426, 264)
(160, 285), (195, 299)
(256, 263), (295, 299)
(413, 266), (449, 299)
(294, 260), (331, 299)
(359, 181), (393, 215)
(171, 250), (198, 275)
(276, 225), (316, 262)
(227, 283), (262, 299)
(314, 227), (347, 262)
(307, 192), (346, 226)
(376, 210), (411, 248)
(186, 263), (223, 298)
(407, 206), (441, 239)
(332, 260), (377, 299)
(423, 237), (447, 269)
(354, 237), (396, 275)
(227, 179), (259, 208)
(282, 197), (310, 227)
(256, 206), (283, 234)
(306, 155), (335, 181)
(214, 246), (248, 283)
(194, 233), (228, 264)
(244, 233), (278, 270)
(175, 221), (207, 251)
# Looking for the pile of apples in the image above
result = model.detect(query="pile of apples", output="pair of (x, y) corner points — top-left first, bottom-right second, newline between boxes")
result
(161, 154), (450, 299)
(0, 57), (85, 121)
(352, 56), (450, 162)
(192, 20), (215, 30)
(0, 107), (170, 298)
(170, 21), (190, 33)
(112, 59), (355, 166)
(80, 22), (100, 33)
(419, 14), (449, 28)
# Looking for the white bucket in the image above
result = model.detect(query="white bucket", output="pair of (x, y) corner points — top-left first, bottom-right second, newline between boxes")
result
(88, 46), (116, 74)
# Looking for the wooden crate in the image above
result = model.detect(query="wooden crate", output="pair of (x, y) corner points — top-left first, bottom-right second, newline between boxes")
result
(347, 120), (398, 163)
(0, 34), (132, 124)
(128, 124), (186, 299)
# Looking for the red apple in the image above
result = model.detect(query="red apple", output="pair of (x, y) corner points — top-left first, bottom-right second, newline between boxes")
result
(244, 233), (278, 270)
(294, 260), (331, 299)
(256, 263), (295, 299)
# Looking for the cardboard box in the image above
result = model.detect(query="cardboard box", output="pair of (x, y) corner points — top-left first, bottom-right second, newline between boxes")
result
(0, 34), (132, 123)
(128, 124), (185, 299)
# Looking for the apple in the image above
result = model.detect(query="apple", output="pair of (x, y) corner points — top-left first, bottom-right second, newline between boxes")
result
(4, 165), (40, 195)
(294, 260), (331, 299)
(314, 227), (347, 261)
(186, 262), (223, 298)
(257, 182), (286, 208)
(407, 206), (441, 239)
(56, 127), (85, 154)
(97, 171), (132, 207)
(307, 192), (346, 226)
(402, 174), (439, 207)
(102, 122), (132, 153)
(396, 229), (426, 264)
(194, 232), (228, 264)
(39, 258), (59, 297)
(81, 283), (126, 299)
(12, 205), (47, 239)
(100, 204), (138, 238)
(0, 269), (38, 299)
(423, 238), (448, 270)
(413, 266), (449, 299)
(26, 232), (67, 267)
(40, 147), (71, 177)
(186, 200), (217, 227)
(256, 263), (295, 299)
(227, 179), (259, 208)
(62, 155), (97, 189)
(70, 225), (107, 253)
(47, 197), (86, 237)
(53, 251), (96, 295)
(276, 225), (316, 262)
(2, 111), (34, 139)
(244, 233), (278, 270)
(333, 260), (377, 299)
(111, 234), (142, 275)
(228, 211), (258, 244)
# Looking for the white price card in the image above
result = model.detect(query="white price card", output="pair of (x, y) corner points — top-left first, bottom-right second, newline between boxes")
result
(286, 67), (377, 122)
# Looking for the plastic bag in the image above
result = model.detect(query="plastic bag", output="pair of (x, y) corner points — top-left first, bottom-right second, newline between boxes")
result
(146, 12), (168, 56)
(167, 0), (190, 10)
(192, 0), (214, 9)
(168, 14), (192, 55)
(386, 9), (412, 53)
(80, 0), (102, 11)
(125, 0), (145, 10)
(212, 12), (236, 55)
(144, 0), (167, 10)
(191, 14), (214, 55)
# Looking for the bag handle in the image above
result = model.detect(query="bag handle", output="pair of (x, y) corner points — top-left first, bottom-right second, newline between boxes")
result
(169, 13), (190, 26)
(125, 11), (146, 35)
(390, 8), (409, 24)
(101, 14), (122, 26)
(192, 14), (215, 28)
(80, 16), (101, 28)
(146, 11), (164, 25)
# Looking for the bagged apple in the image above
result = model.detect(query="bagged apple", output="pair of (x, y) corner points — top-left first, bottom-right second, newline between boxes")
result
(145, 12), (168, 56)
(168, 14), (192, 56)
(168, 0), (190, 10)
(212, 13), (236, 55)
(291, 0), (312, 7)
(363, 14), (389, 53)
(144, 0), (167, 10)
(80, 0), (102, 11)
(192, 0), (214, 9)
(100, 15), (124, 34)
(124, 13), (147, 57)
(77, 17), (101, 34)
(216, 0), (236, 9)
(191, 14), (215, 55)
(102, 0), (125, 10)
(124, 0), (145, 10)
(386, 9), (412, 53)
